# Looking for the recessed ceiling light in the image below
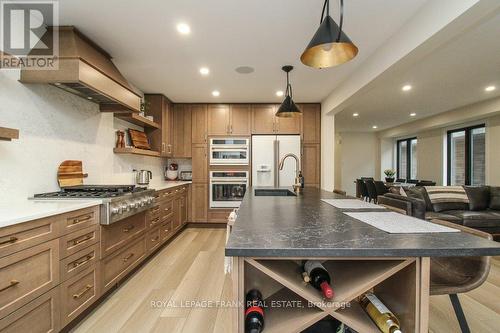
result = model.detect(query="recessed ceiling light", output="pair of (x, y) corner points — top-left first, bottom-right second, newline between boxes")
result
(372, 125), (378, 129)
(410, 112), (417, 117)
(485, 85), (496, 92)
(199, 67), (209, 75)
(276, 90), (284, 97)
(402, 85), (412, 91)
(176, 23), (191, 35)
(352, 113), (359, 117)
(212, 90), (220, 97)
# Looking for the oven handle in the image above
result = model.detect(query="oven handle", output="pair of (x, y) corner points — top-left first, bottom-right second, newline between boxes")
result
(210, 180), (248, 183)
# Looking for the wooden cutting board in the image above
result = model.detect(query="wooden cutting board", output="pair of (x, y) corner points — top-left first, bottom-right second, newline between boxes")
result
(128, 129), (151, 150)
(57, 160), (88, 187)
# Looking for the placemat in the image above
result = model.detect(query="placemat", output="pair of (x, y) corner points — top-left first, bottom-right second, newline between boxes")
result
(344, 211), (460, 233)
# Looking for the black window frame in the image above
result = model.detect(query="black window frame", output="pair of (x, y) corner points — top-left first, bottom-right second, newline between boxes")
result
(396, 137), (417, 181)
(447, 124), (485, 186)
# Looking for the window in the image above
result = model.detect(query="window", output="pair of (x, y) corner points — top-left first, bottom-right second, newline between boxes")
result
(447, 124), (485, 185)
(397, 137), (417, 180)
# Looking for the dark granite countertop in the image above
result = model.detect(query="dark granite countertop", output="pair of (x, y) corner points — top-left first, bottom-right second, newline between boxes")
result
(225, 187), (500, 258)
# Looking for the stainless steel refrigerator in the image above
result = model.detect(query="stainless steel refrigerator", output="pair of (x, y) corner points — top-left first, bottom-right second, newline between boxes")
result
(251, 135), (301, 187)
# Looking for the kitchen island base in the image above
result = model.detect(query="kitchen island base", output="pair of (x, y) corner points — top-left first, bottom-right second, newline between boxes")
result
(232, 256), (430, 333)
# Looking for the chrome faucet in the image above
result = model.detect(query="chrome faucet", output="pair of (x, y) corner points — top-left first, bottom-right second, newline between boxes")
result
(278, 153), (303, 193)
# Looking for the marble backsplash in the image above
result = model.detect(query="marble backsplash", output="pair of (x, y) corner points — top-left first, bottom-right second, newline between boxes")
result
(0, 70), (170, 201)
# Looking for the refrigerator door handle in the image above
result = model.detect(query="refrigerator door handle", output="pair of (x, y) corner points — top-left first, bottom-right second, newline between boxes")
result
(273, 139), (278, 187)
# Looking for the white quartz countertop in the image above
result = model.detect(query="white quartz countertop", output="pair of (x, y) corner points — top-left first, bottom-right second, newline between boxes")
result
(0, 200), (102, 229)
(149, 181), (192, 191)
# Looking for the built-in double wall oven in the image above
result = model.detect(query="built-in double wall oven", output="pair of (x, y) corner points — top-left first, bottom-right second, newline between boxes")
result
(209, 138), (249, 165)
(209, 171), (248, 208)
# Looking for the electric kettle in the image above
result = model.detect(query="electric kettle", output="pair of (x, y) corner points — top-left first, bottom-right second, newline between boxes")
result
(133, 169), (152, 185)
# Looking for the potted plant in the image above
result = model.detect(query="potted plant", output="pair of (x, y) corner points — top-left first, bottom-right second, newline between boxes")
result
(384, 169), (396, 183)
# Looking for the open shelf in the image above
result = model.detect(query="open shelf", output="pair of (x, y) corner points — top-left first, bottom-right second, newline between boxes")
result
(246, 258), (413, 310)
(264, 289), (328, 333)
(114, 113), (161, 129)
(240, 258), (420, 333)
(0, 126), (19, 141)
(113, 147), (161, 157)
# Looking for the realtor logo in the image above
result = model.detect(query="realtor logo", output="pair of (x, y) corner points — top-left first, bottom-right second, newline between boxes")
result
(1, 0), (59, 69)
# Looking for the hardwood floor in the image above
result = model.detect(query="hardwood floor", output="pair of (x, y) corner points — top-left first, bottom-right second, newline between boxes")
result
(72, 229), (500, 333)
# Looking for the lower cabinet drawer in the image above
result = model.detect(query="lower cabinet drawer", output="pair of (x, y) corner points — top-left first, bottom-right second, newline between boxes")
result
(0, 239), (59, 319)
(146, 227), (161, 253)
(60, 243), (100, 283)
(160, 219), (174, 242)
(159, 200), (174, 222)
(59, 225), (99, 259)
(101, 235), (146, 291)
(60, 206), (99, 236)
(100, 214), (146, 258)
(60, 265), (100, 326)
(0, 287), (60, 333)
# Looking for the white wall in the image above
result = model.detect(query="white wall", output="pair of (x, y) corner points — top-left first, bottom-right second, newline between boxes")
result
(320, 112), (335, 191)
(335, 132), (378, 196)
(0, 71), (168, 201)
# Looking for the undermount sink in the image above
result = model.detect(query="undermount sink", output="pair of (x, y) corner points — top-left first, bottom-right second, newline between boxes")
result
(254, 189), (297, 197)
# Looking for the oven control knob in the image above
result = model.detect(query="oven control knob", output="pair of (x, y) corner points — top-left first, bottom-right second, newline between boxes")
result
(140, 198), (148, 206)
(121, 202), (130, 212)
(128, 201), (137, 209)
(147, 196), (154, 204)
(111, 205), (121, 214)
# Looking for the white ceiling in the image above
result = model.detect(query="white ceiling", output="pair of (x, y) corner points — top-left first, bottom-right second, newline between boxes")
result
(335, 9), (500, 132)
(58, 0), (428, 103)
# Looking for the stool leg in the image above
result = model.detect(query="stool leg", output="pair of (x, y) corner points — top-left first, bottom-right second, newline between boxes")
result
(449, 294), (470, 333)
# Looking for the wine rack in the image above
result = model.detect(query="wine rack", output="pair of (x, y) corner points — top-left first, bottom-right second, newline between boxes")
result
(233, 257), (429, 333)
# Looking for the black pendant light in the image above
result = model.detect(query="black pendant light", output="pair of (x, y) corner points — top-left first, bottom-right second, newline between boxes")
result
(301, 0), (358, 69)
(276, 65), (301, 118)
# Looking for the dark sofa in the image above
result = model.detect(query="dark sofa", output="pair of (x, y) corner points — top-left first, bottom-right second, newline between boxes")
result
(378, 186), (500, 240)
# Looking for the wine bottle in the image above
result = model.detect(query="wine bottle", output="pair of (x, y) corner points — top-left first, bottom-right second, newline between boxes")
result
(302, 271), (311, 283)
(303, 260), (334, 299)
(360, 293), (402, 333)
(245, 289), (265, 333)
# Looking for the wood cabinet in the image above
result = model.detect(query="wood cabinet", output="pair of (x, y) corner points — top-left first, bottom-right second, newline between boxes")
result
(144, 94), (173, 157)
(191, 104), (208, 144)
(208, 104), (251, 136)
(191, 184), (208, 222)
(303, 143), (321, 188)
(208, 104), (230, 135)
(0, 239), (60, 319)
(172, 104), (192, 158)
(251, 104), (300, 134)
(251, 104), (276, 134)
(0, 287), (60, 333)
(300, 104), (321, 143)
(191, 144), (208, 183)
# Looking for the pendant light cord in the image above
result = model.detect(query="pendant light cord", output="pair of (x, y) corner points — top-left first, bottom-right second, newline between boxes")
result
(320, 0), (345, 42)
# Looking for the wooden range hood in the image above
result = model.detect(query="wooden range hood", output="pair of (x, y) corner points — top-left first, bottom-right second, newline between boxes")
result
(20, 26), (141, 113)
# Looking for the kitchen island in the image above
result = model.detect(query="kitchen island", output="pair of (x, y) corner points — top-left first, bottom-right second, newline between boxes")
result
(225, 187), (500, 333)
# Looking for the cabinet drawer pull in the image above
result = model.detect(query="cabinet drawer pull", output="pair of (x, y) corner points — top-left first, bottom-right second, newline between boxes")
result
(151, 217), (160, 225)
(122, 253), (134, 262)
(123, 225), (135, 233)
(164, 207), (171, 212)
(151, 206), (160, 213)
(164, 228), (170, 233)
(71, 214), (92, 225)
(72, 254), (93, 268)
(151, 236), (160, 242)
(72, 284), (93, 299)
(0, 236), (18, 246)
(73, 234), (93, 246)
(0, 280), (19, 292)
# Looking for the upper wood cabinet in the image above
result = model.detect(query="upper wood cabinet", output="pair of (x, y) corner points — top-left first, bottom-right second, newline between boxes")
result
(144, 94), (173, 157)
(300, 104), (321, 144)
(172, 104), (192, 158)
(208, 104), (251, 136)
(208, 104), (230, 136)
(230, 104), (251, 135)
(251, 104), (276, 134)
(276, 114), (301, 134)
(191, 104), (208, 144)
(251, 104), (301, 134)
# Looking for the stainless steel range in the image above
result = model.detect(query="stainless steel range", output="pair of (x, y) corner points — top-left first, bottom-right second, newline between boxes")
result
(33, 185), (156, 225)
